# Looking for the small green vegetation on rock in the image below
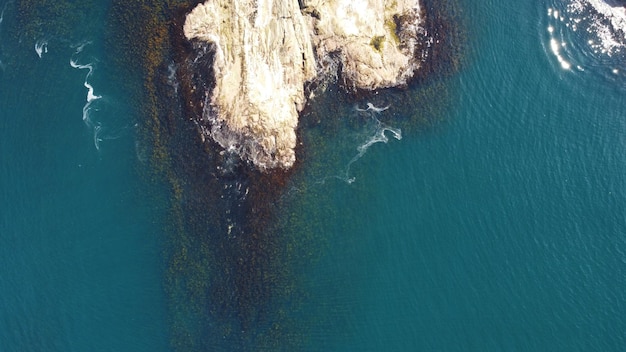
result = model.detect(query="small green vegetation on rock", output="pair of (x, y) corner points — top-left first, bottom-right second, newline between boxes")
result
(370, 35), (385, 52)
(385, 17), (400, 44)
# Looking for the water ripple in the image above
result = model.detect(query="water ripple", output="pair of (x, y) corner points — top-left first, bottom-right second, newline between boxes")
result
(542, 0), (626, 86)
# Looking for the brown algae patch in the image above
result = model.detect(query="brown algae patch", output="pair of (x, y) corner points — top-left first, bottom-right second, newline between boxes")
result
(102, 0), (466, 350)
(106, 0), (317, 350)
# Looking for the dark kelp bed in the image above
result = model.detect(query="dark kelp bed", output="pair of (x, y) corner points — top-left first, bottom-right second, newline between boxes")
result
(13, 0), (465, 350)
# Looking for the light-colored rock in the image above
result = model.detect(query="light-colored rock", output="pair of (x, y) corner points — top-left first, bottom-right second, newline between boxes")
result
(304, 0), (422, 89)
(184, 0), (317, 170)
(184, 0), (423, 170)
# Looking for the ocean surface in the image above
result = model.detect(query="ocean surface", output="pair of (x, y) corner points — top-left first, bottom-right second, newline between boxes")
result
(1, 0), (625, 351)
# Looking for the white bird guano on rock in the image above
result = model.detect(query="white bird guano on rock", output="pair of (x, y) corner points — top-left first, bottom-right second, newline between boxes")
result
(183, 0), (423, 171)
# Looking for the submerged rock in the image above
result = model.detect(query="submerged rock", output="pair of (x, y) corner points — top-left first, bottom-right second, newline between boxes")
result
(184, 0), (424, 171)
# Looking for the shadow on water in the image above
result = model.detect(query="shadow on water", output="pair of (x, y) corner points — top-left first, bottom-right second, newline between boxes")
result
(104, 0), (467, 350)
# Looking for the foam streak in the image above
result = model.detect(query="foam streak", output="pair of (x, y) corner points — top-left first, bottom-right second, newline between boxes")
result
(319, 103), (402, 184)
(0, 2), (10, 26)
(35, 40), (48, 58)
(70, 43), (105, 150)
(70, 59), (101, 103)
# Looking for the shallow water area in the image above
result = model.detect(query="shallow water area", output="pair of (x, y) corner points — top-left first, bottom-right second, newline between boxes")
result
(1, 0), (626, 351)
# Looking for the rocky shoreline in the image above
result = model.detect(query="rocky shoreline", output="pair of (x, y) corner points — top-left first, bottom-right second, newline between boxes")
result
(102, 0), (462, 348)
(183, 0), (426, 171)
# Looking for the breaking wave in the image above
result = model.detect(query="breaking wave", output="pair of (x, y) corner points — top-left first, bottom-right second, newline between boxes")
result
(542, 0), (626, 82)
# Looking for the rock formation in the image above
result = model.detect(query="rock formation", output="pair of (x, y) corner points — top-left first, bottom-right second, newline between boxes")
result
(184, 0), (423, 170)
(302, 0), (423, 89)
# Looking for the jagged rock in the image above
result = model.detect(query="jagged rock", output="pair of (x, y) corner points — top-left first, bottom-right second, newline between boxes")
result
(184, 0), (423, 171)
(184, 0), (317, 170)
(303, 0), (422, 89)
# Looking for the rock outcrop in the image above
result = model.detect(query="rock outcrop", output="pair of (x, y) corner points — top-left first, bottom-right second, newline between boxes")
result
(303, 0), (423, 89)
(184, 0), (423, 170)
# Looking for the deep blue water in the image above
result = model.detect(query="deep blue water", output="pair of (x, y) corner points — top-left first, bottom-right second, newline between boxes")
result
(1, 0), (626, 351)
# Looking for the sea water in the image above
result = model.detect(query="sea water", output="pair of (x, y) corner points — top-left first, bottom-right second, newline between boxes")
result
(291, 0), (626, 350)
(1, 0), (625, 351)
(0, 1), (170, 351)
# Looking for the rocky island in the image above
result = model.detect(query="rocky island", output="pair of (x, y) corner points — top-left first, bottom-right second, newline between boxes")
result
(184, 0), (424, 170)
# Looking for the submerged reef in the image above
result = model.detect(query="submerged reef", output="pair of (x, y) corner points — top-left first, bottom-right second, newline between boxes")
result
(184, 0), (425, 170)
(102, 0), (463, 349)
(184, 0), (316, 171)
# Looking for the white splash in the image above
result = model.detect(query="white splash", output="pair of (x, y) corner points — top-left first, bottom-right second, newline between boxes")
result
(34, 40), (48, 58)
(345, 104), (401, 183)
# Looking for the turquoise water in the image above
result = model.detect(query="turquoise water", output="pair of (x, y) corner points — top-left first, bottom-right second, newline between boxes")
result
(0, 1), (170, 351)
(292, 0), (626, 350)
(2, 0), (626, 351)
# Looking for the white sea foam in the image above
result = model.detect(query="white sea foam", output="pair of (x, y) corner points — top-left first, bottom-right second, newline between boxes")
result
(319, 102), (401, 184)
(356, 102), (390, 113)
(70, 58), (102, 135)
(34, 40), (48, 58)
(69, 42), (108, 151)
(69, 59), (101, 103)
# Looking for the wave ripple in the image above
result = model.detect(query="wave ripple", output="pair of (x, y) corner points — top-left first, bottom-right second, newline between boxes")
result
(543, 0), (626, 82)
